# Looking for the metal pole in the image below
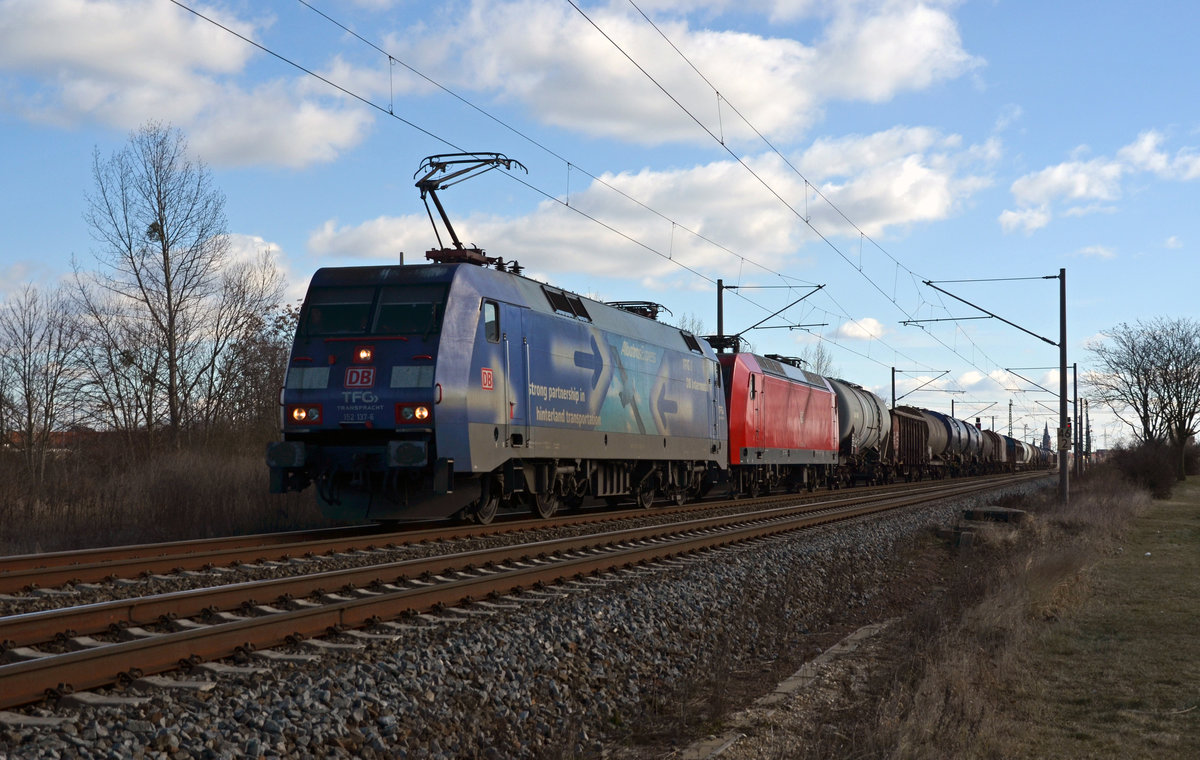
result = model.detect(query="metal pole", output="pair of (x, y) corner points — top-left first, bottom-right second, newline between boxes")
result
(716, 279), (724, 351)
(1059, 268), (1069, 505)
(891, 367), (896, 409)
(1073, 362), (1081, 478)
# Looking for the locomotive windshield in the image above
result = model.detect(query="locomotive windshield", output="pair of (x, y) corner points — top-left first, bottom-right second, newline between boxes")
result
(301, 287), (373, 336)
(374, 285), (446, 336)
(299, 284), (448, 337)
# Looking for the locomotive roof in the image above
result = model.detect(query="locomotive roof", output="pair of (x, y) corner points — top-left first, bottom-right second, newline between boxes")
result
(306, 262), (716, 361)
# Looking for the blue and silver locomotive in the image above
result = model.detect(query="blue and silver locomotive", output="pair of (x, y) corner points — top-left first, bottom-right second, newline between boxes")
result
(267, 261), (726, 523)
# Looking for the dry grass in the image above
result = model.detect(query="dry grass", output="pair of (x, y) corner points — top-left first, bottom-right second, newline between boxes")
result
(0, 433), (330, 555)
(791, 467), (1199, 760)
(992, 478), (1200, 758)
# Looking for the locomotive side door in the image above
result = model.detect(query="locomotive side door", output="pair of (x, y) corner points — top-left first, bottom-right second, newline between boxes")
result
(745, 370), (761, 453)
(499, 303), (529, 447)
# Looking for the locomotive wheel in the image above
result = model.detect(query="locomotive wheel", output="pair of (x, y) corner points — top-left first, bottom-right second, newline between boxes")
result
(473, 495), (499, 525)
(636, 482), (655, 509)
(671, 489), (688, 507)
(530, 493), (559, 519)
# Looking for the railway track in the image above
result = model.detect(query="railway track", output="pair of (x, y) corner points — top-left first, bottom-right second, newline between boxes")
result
(0, 472), (1043, 711)
(0, 474), (1024, 596)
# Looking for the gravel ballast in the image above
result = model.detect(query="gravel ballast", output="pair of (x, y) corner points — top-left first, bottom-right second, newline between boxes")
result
(0, 480), (1045, 759)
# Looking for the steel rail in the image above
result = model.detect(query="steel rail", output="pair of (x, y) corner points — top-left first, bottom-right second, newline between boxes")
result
(0, 474), (1041, 709)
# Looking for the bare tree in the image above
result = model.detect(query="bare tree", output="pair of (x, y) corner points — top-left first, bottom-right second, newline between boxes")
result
(218, 299), (298, 434)
(799, 339), (837, 378)
(70, 270), (163, 441)
(1087, 322), (1164, 444)
(1147, 318), (1200, 479)
(0, 283), (83, 487)
(185, 250), (285, 433)
(672, 312), (706, 336)
(0, 352), (13, 447)
(84, 122), (230, 442)
(1087, 316), (1200, 479)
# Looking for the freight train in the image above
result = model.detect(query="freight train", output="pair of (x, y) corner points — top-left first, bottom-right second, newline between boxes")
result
(267, 257), (1050, 524)
(267, 152), (1049, 523)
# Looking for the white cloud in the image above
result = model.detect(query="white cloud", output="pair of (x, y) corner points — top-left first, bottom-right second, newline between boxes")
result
(1117, 130), (1200, 180)
(994, 104), (1023, 132)
(308, 215), (431, 262)
(799, 127), (994, 236)
(833, 317), (885, 341)
(1009, 158), (1124, 208)
(407, 0), (980, 146)
(0, 0), (375, 168)
(1166, 235), (1182, 249)
(305, 129), (994, 281)
(1072, 245), (1116, 260)
(1001, 130), (1200, 233)
(998, 205), (1051, 234)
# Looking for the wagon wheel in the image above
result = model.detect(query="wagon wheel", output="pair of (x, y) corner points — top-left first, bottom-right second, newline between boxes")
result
(671, 488), (688, 507)
(530, 493), (559, 519)
(473, 494), (500, 525)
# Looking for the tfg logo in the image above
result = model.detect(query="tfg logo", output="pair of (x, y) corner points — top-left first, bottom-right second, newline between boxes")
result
(345, 367), (376, 389)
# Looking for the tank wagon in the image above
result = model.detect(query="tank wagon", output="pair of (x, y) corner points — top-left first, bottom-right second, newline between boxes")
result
(825, 379), (892, 486)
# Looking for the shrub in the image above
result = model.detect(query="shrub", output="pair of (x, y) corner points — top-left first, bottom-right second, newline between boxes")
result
(1108, 441), (1178, 499)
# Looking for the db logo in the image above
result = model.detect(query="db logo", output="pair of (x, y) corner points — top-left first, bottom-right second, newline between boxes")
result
(345, 367), (376, 389)
(481, 367), (494, 391)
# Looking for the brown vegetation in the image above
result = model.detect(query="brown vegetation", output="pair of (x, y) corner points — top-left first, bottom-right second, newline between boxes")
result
(0, 429), (329, 555)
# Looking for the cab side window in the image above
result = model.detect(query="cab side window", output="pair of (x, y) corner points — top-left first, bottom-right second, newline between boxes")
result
(483, 301), (500, 343)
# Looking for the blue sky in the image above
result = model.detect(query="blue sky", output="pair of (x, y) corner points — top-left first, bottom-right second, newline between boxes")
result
(2, 0), (1198, 449)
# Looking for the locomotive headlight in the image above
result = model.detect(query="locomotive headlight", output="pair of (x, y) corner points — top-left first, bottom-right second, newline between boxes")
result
(396, 403), (432, 424)
(354, 346), (374, 363)
(289, 405), (321, 424)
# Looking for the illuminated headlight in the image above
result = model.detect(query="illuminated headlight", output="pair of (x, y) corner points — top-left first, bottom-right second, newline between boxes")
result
(396, 404), (432, 424)
(289, 405), (322, 424)
(354, 346), (374, 363)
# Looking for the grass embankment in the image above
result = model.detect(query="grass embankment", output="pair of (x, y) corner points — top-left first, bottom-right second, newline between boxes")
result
(831, 469), (1199, 759)
(997, 477), (1200, 757)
